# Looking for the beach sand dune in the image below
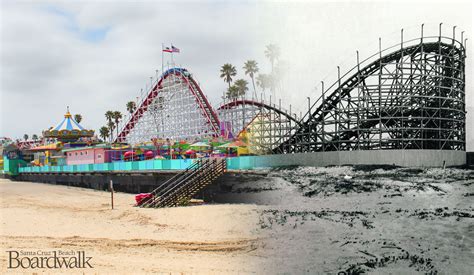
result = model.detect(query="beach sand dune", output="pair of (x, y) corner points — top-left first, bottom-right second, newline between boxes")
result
(0, 179), (264, 274)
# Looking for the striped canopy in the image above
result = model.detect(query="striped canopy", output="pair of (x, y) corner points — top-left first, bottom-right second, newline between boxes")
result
(43, 108), (94, 141)
(53, 111), (84, 131)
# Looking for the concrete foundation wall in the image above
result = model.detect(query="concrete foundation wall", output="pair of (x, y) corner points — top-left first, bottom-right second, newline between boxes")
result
(14, 172), (269, 203)
(467, 152), (474, 166)
(255, 150), (466, 168)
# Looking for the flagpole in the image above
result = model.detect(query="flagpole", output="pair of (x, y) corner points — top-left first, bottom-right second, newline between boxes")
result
(171, 44), (174, 65)
(161, 43), (164, 73)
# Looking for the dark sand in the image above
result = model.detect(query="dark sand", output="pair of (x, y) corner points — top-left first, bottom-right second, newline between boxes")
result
(249, 166), (474, 274)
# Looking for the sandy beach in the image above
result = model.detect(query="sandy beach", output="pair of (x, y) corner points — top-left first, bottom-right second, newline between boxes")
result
(252, 166), (474, 274)
(0, 179), (264, 274)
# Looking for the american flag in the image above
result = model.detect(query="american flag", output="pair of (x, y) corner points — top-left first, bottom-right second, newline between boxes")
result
(171, 45), (180, 53)
(163, 46), (172, 53)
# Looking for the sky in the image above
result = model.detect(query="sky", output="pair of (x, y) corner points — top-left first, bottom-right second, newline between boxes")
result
(1, 0), (473, 149)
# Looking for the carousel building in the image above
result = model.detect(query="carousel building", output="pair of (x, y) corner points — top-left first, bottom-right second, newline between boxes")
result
(43, 108), (94, 143)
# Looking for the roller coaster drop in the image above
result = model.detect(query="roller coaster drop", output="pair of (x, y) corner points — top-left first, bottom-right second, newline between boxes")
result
(117, 26), (467, 155)
(116, 68), (300, 154)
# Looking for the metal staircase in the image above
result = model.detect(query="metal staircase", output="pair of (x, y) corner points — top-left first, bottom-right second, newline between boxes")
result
(141, 158), (226, 208)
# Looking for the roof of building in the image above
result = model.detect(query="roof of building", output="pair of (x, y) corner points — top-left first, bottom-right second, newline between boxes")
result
(29, 143), (62, 151)
(62, 144), (110, 153)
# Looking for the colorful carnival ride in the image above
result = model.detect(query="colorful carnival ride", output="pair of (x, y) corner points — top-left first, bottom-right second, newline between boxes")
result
(116, 68), (220, 144)
(43, 108), (94, 142)
(114, 67), (300, 155)
(20, 108), (97, 167)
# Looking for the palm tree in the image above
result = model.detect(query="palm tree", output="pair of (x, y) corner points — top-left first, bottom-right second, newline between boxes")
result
(126, 101), (136, 115)
(32, 134), (38, 141)
(105, 111), (114, 141)
(23, 134), (29, 141)
(99, 126), (110, 142)
(112, 111), (122, 142)
(264, 44), (280, 72)
(257, 73), (277, 98)
(226, 85), (240, 100)
(220, 63), (237, 88)
(107, 121), (115, 143)
(234, 79), (249, 98)
(256, 74), (271, 97)
(256, 74), (266, 91)
(74, 114), (82, 123)
(243, 60), (259, 98)
(268, 73), (277, 96)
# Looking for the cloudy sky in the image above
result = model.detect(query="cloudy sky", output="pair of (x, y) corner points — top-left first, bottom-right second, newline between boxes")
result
(1, 0), (473, 149)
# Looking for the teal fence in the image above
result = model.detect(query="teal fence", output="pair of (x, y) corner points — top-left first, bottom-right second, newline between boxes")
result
(17, 155), (280, 174)
(226, 155), (278, 170)
(19, 158), (197, 173)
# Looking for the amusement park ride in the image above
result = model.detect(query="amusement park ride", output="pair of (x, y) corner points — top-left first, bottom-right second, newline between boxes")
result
(115, 67), (302, 154)
(13, 24), (467, 159)
(275, 29), (467, 154)
(114, 24), (467, 157)
(116, 68), (220, 144)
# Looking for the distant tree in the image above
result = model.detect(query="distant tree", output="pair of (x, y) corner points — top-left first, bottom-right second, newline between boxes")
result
(99, 126), (110, 142)
(256, 74), (270, 94)
(23, 134), (29, 141)
(272, 60), (288, 95)
(107, 121), (115, 143)
(220, 63), (237, 88)
(74, 114), (82, 123)
(234, 79), (249, 98)
(256, 73), (277, 98)
(126, 101), (137, 115)
(112, 111), (123, 142)
(105, 111), (114, 141)
(32, 134), (38, 141)
(243, 60), (259, 98)
(226, 85), (240, 100)
(264, 44), (280, 72)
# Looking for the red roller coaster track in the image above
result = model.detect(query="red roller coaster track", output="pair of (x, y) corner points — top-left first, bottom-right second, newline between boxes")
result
(116, 68), (220, 143)
(217, 99), (300, 125)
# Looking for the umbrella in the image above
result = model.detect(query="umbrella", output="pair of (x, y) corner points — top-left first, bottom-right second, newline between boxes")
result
(179, 143), (190, 150)
(123, 151), (136, 159)
(185, 149), (196, 154)
(190, 141), (210, 148)
(217, 142), (239, 148)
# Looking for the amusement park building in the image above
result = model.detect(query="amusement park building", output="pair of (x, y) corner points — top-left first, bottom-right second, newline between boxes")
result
(63, 145), (110, 165)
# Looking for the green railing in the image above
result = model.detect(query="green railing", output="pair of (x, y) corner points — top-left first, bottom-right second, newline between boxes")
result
(17, 155), (282, 174)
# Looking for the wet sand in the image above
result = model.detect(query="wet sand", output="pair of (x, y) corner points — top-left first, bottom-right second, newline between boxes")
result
(0, 179), (264, 274)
